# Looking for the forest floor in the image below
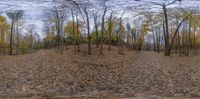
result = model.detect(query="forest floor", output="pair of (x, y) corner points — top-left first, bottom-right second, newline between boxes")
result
(0, 45), (200, 98)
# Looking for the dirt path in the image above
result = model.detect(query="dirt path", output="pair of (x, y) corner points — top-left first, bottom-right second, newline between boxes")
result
(125, 52), (200, 97)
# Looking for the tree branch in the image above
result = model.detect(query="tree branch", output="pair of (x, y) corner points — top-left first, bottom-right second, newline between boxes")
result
(67, 0), (87, 25)
(150, 1), (163, 7)
(120, 9), (126, 19)
(169, 14), (190, 50)
(166, 0), (179, 6)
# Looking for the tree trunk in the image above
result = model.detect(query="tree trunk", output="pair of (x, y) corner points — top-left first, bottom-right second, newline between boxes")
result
(84, 9), (91, 55)
(163, 4), (170, 56)
(93, 13), (99, 48)
(100, 7), (107, 55)
(187, 15), (192, 56)
(169, 15), (189, 56)
(193, 27), (196, 50)
(71, 10), (76, 53)
(56, 10), (61, 50)
(30, 31), (33, 53)
(16, 19), (19, 55)
(118, 10), (125, 54)
(9, 17), (14, 55)
(76, 14), (81, 52)
(152, 30), (157, 52)
(156, 28), (160, 53)
(108, 12), (113, 51)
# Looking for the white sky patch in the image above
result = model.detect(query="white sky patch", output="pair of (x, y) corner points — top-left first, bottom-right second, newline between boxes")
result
(0, 0), (53, 38)
(0, 0), (199, 38)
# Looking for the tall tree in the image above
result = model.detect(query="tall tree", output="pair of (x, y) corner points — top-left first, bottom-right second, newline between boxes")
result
(45, 6), (67, 52)
(7, 12), (16, 55)
(27, 24), (36, 53)
(93, 11), (99, 48)
(108, 11), (113, 51)
(118, 10), (125, 55)
(66, 0), (104, 55)
(15, 10), (24, 55)
(100, 6), (107, 55)
(151, 0), (189, 56)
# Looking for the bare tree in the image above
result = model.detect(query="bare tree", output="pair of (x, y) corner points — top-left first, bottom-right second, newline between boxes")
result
(45, 6), (67, 52)
(151, 0), (190, 56)
(93, 11), (99, 48)
(27, 24), (36, 53)
(55, 8), (61, 50)
(65, 0), (104, 55)
(70, 0), (92, 55)
(100, 6), (108, 55)
(108, 11), (113, 51)
(126, 23), (132, 50)
(7, 10), (23, 55)
(118, 10), (125, 55)
(76, 13), (81, 52)
(71, 8), (76, 52)
(15, 10), (24, 55)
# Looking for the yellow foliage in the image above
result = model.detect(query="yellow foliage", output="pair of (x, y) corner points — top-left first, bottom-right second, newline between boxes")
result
(0, 16), (10, 45)
(64, 21), (81, 40)
(141, 23), (150, 34)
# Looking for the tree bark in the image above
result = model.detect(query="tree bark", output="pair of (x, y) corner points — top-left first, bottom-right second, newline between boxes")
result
(187, 15), (192, 56)
(76, 13), (81, 52)
(100, 6), (107, 55)
(9, 17), (14, 55)
(108, 12), (113, 51)
(93, 12), (99, 48)
(84, 8), (91, 55)
(71, 9), (76, 52)
(152, 29), (157, 52)
(55, 10), (61, 50)
(156, 28), (160, 53)
(163, 4), (170, 56)
(169, 15), (189, 56)
(16, 19), (19, 55)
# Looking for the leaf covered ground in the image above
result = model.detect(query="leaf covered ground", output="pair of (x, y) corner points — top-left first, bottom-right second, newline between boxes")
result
(0, 45), (200, 98)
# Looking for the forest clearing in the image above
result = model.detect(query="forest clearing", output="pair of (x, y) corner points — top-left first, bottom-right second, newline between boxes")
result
(1, 0), (200, 98)
(1, 45), (200, 98)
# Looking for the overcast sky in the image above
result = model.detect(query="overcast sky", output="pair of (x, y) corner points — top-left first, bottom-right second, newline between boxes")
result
(0, 0), (200, 37)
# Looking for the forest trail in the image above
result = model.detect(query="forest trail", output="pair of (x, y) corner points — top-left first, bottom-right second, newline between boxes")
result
(0, 46), (200, 98)
(126, 51), (200, 97)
